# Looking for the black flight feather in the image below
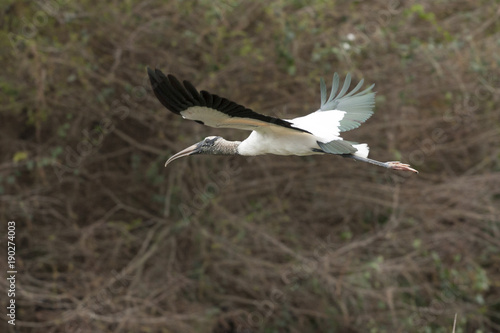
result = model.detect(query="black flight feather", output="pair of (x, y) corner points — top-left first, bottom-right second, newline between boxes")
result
(147, 67), (309, 133)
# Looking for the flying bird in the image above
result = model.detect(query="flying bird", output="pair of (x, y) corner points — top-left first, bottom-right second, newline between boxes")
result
(147, 68), (417, 173)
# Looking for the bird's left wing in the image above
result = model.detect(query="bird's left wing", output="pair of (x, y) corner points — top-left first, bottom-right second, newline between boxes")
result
(147, 68), (309, 133)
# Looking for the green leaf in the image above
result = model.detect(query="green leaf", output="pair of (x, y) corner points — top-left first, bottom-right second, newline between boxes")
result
(13, 151), (29, 163)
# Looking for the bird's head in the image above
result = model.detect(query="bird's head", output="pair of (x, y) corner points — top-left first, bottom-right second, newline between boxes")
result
(165, 136), (239, 166)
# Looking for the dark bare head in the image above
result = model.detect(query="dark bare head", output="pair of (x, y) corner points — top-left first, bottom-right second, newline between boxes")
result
(165, 136), (241, 166)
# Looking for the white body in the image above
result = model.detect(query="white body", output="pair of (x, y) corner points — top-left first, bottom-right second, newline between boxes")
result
(238, 109), (369, 158)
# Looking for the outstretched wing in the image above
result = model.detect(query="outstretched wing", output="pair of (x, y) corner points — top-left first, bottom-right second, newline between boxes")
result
(288, 73), (376, 151)
(289, 73), (375, 143)
(319, 73), (375, 132)
(147, 68), (309, 133)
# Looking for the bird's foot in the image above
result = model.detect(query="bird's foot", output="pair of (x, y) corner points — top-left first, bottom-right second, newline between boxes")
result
(385, 161), (418, 173)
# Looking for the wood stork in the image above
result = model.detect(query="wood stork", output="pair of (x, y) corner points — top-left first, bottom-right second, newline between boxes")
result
(147, 68), (417, 173)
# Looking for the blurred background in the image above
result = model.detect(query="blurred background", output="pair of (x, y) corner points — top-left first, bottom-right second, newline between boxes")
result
(1, 0), (499, 332)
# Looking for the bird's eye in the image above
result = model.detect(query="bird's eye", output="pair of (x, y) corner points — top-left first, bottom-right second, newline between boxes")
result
(204, 137), (217, 146)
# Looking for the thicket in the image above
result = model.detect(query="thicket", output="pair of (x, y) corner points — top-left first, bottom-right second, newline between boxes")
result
(1, 1), (499, 332)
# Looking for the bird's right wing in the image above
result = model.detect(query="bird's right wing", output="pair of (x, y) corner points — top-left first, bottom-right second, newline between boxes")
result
(319, 73), (376, 132)
(287, 73), (376, 144)
(147, 68), (309, 134)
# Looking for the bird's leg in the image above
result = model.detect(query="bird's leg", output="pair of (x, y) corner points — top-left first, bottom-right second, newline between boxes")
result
(344, 154), (418, 173)
(383, 161), (419, 173)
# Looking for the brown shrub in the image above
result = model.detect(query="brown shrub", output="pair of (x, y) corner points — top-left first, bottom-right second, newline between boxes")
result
(1, 1), (499, 332)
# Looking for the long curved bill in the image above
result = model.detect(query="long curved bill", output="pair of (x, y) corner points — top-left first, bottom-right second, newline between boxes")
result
(165, 143), (199, 167)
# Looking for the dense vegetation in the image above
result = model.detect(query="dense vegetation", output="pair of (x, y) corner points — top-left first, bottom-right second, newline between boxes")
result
(1, 1), (499, 332)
